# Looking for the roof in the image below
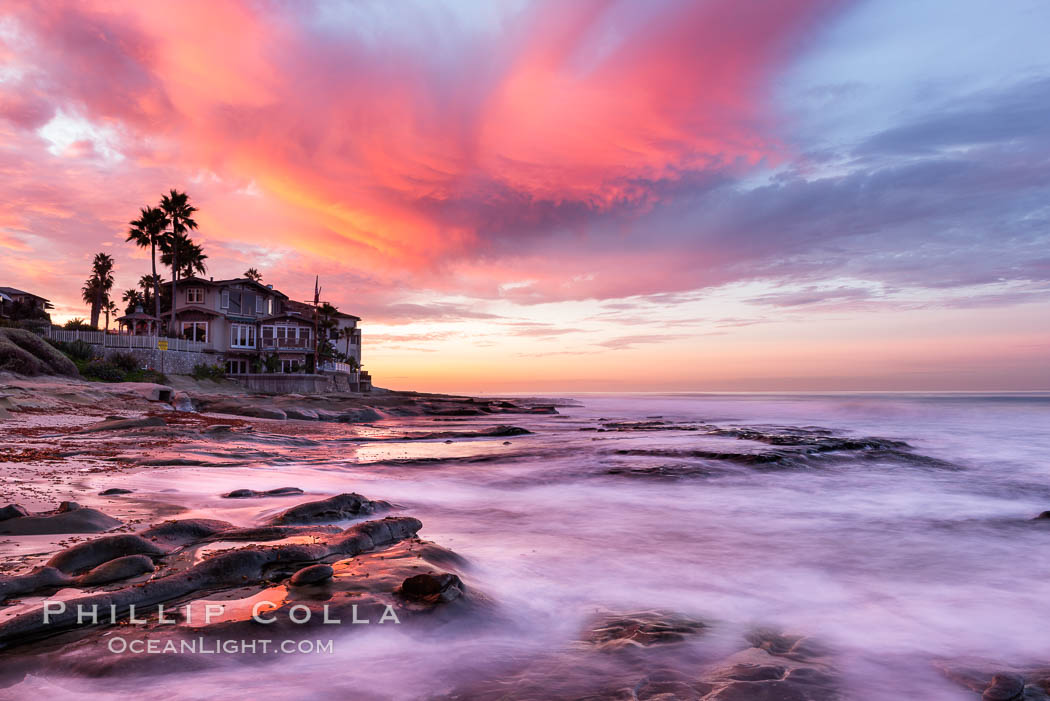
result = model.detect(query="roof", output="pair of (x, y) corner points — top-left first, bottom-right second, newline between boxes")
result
(178, 276), (289, 299)
(117, 310), (160, 321)
(286, 298), (361, 321)
(0, 286), (49, 302)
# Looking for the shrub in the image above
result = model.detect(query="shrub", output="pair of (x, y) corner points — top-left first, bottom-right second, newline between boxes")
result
(81, 360), (126, 382)
(109, 352), (141, 373)
(61, 339), (96, 362)
(191, 363), (226, 381)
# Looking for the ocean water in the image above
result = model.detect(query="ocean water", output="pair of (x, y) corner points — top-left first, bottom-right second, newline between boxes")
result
(15, 393), (1050, 699)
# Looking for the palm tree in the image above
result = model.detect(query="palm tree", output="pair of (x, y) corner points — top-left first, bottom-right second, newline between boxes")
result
(159, 189), (198, 333)
(126, 206), (166, 323)
(122, 288), (143, 314)
(160, 233), (207, 280)
(339, 326), (355, 358)
(244, 268), (262, 283)
(82, 252), (115, 329)
(103, 299), (119, 332)
(138, 273), (161, 309)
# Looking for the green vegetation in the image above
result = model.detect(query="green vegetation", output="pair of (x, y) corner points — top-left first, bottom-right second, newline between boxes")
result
(75, 357), (167, 384)
(191, 362), (226, 381)
(82, 252), (115, 330)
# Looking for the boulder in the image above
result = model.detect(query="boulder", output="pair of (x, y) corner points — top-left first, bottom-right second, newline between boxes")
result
(99, 488), (133, 496)
(137, 518), (234, 546)
(223, 487), (305, 499)
(269, 493), (389, 525)
(0, 328), (78, 376)
(46, 534), (167, 574)
(983, 673), (1026, 701)
(0, 504), (29, 522)
(172, 392), (195, 412)
(118, 383), (174, 403)
(76, 554), (156, 586)
(397, 572), (464, 604)
(205, 403), (286, 420)
(288, 564), (334, 586)
(283, 408), (319, 421)
(0, 566), (72, 601)
(77, 416), (167, 433)
(0, 505), (123, 536)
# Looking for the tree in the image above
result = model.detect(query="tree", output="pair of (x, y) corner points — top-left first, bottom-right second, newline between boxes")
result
(126, 206), (166, 323)
(64, 318), (90, 330)
(138, 273), (161, 310)
(159, 189), (198, 333)
(339, 326), (356, 358)
(122, 288), (143, 314)
(244, 268), (262, 283)
(160, 232), (207, 280)
(82, 252), (115, 329)
(103, 299), (119, 332)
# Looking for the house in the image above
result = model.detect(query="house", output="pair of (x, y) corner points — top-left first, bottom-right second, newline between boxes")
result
(164, 277), (346, 375)
(284, 299), (362, 367)
(0, 286), (53, 320)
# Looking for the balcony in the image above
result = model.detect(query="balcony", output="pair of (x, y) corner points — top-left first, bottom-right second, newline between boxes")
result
(260, 337), (311, 350)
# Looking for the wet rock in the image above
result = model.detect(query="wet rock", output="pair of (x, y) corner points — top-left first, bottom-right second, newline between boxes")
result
(77, 416), (167, 433)
(582, 610), (707, 650)
(201, 401), (287, 420)
(0, 566), (72, 601)
(1033, 511), (1050, 520)
(172, 392), (195, 412)
(222, 487), (305, 499)
(983, 673), (1026, 701)
(336, 408), (384, 423)
(397, 572), (464, 604)
(0, 516), (423, 649)
(203, 424), (235, 433)
(76, 554), (156, 586)
(46, 534), (168, 573)
(289, 564), (334, 586)
(0, 504), (29, 521)
(138, 518), (234, 546)
(0, 504), (123, 535)
(283, 408), (319, 421)
(745, 629), (829, 661)
(269, 493), (390, 525)
(118, 383), (174, 402)
(99, 488), (133, 496)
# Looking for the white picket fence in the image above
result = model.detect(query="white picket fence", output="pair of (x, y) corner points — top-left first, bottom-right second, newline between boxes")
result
(45, 327), (209, 353)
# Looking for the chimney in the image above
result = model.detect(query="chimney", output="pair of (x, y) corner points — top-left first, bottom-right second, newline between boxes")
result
(267, 284), (273, 289)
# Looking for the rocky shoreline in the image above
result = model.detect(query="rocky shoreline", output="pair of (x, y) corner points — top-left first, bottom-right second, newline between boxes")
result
(1, 374), (1048, 699)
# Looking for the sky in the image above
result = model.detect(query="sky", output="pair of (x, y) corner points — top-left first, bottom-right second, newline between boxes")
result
(1, 0), (1048, 393)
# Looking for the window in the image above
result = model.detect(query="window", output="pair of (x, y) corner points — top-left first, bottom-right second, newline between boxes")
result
(256, 295), (265, 314)
(220, 289), (229, 309)
(230, 323), (256, 349)
(281, 359), (301, 374)
(226, 359), (248, 375)
(186, 288), (204, 304)
(180, 321), (208, 342)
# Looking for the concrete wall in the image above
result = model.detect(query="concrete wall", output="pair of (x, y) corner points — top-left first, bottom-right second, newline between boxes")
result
(229, 373), (334, 394)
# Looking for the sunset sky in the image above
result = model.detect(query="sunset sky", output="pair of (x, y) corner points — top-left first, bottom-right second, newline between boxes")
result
(1, 0), (1048, 392)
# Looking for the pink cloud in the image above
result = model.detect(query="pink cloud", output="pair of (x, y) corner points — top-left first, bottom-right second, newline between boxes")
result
(0, 0), (842, 318)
